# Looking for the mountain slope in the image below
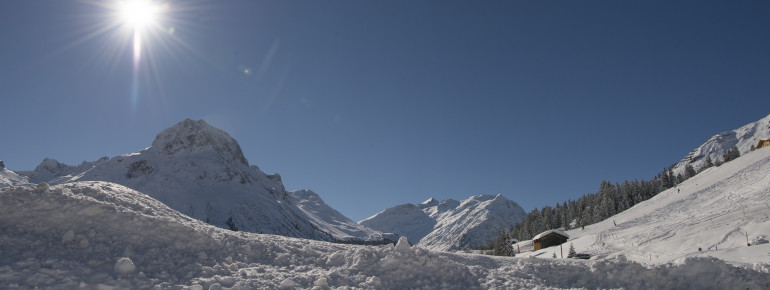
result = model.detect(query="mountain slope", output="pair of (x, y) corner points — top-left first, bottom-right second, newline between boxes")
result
(14, 119), (386, 242)
(0, 161), (30, 187)
(361, 194), (526, 251)
(673, 113), (770, 175)
(288, 189), (398, 243)
(521, 146), (770, 266)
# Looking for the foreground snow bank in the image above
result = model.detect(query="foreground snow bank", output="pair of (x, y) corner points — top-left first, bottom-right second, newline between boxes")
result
(1, 182), (768, 289)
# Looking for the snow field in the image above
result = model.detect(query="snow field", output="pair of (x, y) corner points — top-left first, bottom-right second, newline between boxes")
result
(2, 181), (769, 289)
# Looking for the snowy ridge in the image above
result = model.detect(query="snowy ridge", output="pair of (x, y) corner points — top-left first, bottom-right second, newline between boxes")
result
(520, 146), (770, 268)
(11, 119), (389, 242)
(1, 181), (768, 289)
(361, 194), (527, 251)
(0, 164), (30, 187)
(19, 157), (110, 184)
(288, 189), (399, 243)
(672, 113), (770, 175)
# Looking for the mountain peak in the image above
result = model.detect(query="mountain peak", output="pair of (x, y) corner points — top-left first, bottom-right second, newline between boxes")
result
(151, 119), (248, 166)
(34, 158), (65, 174)
(421, 197), (438, 205)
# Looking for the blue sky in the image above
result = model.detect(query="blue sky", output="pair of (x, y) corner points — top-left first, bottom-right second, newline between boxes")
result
(1, 1), (769, 222)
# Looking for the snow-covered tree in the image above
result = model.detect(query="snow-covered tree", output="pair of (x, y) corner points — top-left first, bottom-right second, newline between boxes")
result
(493, 230), (515, 256)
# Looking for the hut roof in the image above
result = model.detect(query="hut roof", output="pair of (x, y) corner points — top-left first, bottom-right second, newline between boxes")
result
(533, 229), (569, 241)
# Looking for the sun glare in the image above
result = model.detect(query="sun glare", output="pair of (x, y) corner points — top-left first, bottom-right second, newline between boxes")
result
(62, 0), (200, 109)
(120, 0), (158, 29)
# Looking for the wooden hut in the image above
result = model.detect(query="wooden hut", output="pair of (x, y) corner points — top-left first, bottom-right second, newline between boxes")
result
(757, 139), (770, 150)
(533, 229), (569, 250)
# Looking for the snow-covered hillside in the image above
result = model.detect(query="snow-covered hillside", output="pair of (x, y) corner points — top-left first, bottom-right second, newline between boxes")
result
(521, 146), (770, 270)
(288, 189), (398, 243)
(361, 194), (527, 251)
(0, 161), (30, 187)
(673, 113), (770, 175)
(1, 181), (767, 289)
(12, 119), (389, 243)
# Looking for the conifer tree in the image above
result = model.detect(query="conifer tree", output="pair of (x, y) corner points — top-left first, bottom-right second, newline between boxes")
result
(225, 217), (238, 231)
(684, 164), (697, 179)
(568, 243), (576, 258)
(493, 230), (514, 256)
(723, 145), (740, 162)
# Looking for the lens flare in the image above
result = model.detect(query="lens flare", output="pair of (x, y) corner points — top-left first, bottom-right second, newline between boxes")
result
(120, 0), (158, 29)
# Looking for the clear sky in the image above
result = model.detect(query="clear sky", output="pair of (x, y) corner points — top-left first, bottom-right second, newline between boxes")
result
(1, 1), (769, 222)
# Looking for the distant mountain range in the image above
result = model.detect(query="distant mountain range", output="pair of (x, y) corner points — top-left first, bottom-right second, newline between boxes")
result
(360, 195), (526, 251)
(6, 114), (766, 250)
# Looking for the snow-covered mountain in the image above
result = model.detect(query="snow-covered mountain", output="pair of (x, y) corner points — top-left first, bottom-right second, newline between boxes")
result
(672, 113), (770, 175)
(13, 119), (388, 243)
(288, 189), (399, 243)
(0, 160), (30, 187)
(360, 194), (527, 251)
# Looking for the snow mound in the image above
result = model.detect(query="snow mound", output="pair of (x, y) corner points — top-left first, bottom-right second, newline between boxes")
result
(395, 236), (411, 253)
(114, 257), (136, 274)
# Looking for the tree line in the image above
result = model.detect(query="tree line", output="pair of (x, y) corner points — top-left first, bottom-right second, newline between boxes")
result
(485, 146), (742, 256)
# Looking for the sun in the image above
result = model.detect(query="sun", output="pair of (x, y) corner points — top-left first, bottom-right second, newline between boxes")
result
(120, 0), (158, 29)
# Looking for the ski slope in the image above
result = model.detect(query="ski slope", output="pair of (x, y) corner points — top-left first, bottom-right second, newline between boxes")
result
(1, 181), (768, 289)
(521, 147), (770, 269)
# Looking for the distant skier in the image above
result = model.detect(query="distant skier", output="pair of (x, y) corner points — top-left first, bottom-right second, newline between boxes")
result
(698, 247), (702, 252)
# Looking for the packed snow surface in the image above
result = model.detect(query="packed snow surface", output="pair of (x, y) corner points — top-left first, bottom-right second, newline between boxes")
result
(2, 181), (768, 289)
(361, 194), (527, 251)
